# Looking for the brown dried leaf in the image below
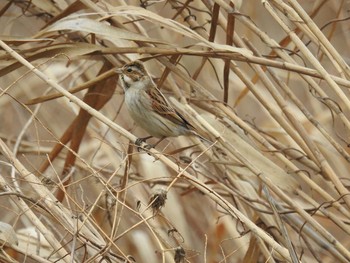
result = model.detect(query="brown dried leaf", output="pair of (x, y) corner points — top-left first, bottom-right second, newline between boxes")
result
(38, 16), (165, 43)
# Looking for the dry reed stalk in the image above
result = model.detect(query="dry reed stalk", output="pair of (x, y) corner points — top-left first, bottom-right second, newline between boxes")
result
(0, 1), (349, 262)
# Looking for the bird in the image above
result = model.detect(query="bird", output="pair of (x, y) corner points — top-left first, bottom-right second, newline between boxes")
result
(116, 60), (211, 148)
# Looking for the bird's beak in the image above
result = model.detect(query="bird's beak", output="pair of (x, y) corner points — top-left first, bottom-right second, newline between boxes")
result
(115, 68), (122, 74)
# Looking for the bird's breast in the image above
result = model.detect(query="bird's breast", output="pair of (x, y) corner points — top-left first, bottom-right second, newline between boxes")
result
(124, 87), (191, 138)
(124, 88), (153, 126)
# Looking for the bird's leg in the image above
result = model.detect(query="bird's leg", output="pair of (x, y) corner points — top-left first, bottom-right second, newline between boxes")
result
(135, 136), (166, 152)
(135, 135), (154, 152)
(135, 135), (153, 146)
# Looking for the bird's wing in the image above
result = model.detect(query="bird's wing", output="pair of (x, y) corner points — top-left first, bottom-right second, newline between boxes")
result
(146, 87), (194, 129)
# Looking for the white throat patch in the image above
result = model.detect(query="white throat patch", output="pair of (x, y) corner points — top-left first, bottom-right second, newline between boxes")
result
(123, 75), (134, 86)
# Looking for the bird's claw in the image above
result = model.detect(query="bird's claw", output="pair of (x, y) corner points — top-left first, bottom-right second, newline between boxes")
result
(135, 138), (153, 152)
(135, 138), (145, 146)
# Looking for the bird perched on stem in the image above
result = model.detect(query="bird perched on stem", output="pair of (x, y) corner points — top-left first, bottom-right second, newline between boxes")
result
(116, 60), (210, 148)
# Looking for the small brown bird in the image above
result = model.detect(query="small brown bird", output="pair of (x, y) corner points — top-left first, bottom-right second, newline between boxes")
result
(116, 60), (209, 147)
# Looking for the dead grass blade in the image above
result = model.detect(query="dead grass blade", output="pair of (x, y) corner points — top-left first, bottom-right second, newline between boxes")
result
(1, 1), (350, 262)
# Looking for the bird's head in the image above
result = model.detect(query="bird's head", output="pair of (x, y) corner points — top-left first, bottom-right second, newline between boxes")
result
(116, 60), (148, 89)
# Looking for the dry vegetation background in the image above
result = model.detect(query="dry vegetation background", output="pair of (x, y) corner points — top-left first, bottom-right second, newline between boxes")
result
(0, 0), (350, 262)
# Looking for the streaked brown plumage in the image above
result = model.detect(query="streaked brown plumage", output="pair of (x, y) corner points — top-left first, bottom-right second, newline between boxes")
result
(116, 60), (209, 145)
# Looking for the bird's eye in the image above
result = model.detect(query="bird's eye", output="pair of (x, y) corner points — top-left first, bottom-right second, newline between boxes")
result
(126, 67), (132, 73)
